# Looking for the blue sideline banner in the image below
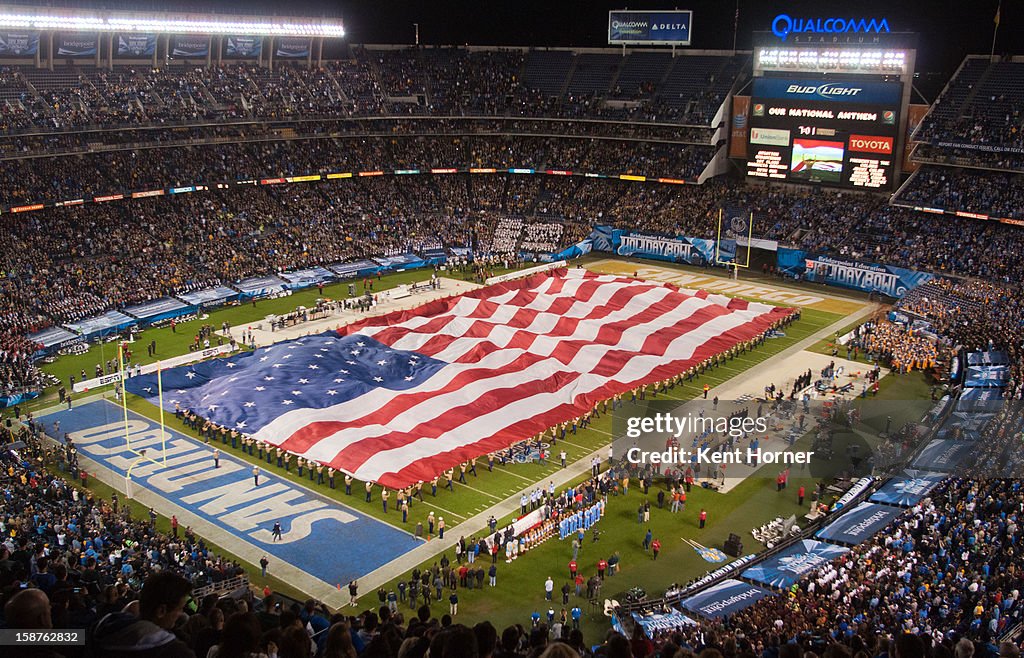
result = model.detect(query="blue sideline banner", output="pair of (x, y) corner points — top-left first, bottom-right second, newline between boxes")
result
(967, 351), (1010, 366)
(117, 34), (156, 57)
(28, 326), (83, 351)
(742, 539), (850, 589)
(280, 267), (334, 290)
(276, 37), (311, 58)
(123, 297), (194, 325)
(63, 310), (136, 341)
(678, 579), (772, 619)
(777, 248), (933, 298)
(373, 254), (427, 270)
(329, 260), (382, 279)
(869, 470), (945, 507)
(0, 31), (39, 56)
(420, 248), (448, 266)
(955, 388), (1004, 413)
(608, 10), (692, 45)
(225, 35), (263, 58)
(179, 286), (241, 307)
(910, 439), (974, 472)
(632, 610), (696, 634)
(57, 33), (98, 57)
(815, 502), (901, 545)
(234, 275), (287, 299)
(964, 364), (1009, 388)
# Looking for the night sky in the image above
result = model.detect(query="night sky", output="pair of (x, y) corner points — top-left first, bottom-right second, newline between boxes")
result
(37, 0), (1021, 76)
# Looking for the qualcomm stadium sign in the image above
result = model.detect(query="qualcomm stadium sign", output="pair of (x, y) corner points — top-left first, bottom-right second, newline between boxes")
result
(771, 14), (891, 41)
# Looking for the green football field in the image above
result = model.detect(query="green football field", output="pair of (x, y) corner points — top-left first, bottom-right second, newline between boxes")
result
(31, 260), (933, 640)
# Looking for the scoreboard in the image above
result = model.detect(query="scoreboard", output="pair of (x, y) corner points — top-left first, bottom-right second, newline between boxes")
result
(745, 77), (901, 189)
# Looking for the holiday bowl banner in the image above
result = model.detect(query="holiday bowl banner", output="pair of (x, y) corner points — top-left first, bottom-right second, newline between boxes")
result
(588, 226), (731, 266)
(777, 248), (933, 298)
(0, 31), (39, 56)
(127, 269), (795, 489)
(741, 539), (850, 589)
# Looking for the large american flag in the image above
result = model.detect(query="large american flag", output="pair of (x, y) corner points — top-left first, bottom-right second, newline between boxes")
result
(128, 269), (794, 489)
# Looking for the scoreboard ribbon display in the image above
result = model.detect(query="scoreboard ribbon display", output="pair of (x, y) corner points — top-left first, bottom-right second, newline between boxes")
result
(745, 78), (901, 189)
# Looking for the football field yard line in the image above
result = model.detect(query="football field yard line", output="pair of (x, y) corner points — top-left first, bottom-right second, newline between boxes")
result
(553, 437), (592, 451)
(417, 499), (467, 521)
(497, 468), (538, 483)
(454, 481), (504, 500)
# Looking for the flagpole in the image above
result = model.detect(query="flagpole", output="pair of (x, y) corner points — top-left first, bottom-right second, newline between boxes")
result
(732, 0), (740, 53)
(991, 0), (1002, 60)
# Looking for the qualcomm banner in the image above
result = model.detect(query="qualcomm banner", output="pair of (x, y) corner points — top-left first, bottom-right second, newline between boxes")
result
(608, 10), (692, 45)
(589, 226), (729, 266)
(57, 33), (98, 57)
(777, 248), (933, 298)
(741, 539), (850, 589)
(276, 37), (311, 58)
(814, 501), (900, 545)
(0, 31), (39, 56)
(118, 34), (157, 57)
(225, 36), (262, 58)
(869, 470), (945, 507)
(171, 36), (210, 58)
(678, 579), (772, 619)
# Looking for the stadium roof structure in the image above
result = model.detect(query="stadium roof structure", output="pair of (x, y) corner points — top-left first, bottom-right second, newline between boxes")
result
(0, 4), (345, 37)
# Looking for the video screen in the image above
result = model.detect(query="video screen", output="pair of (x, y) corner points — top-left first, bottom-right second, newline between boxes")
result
(745, 78), (902, 190)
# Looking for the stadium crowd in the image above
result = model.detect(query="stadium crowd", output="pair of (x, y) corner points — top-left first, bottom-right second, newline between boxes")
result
(4, 169), (1024, 393)
(894, 168), (1024, 221)
(894, 278), (1023, 399)
(677, 477), (1024, 648)
(0, 48), (740, 134)
(853, 320), (941, 374)
(3, 408), (1023, 658)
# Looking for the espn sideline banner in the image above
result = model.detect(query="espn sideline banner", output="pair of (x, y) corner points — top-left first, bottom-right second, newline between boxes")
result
(73, 344), (236, 393)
